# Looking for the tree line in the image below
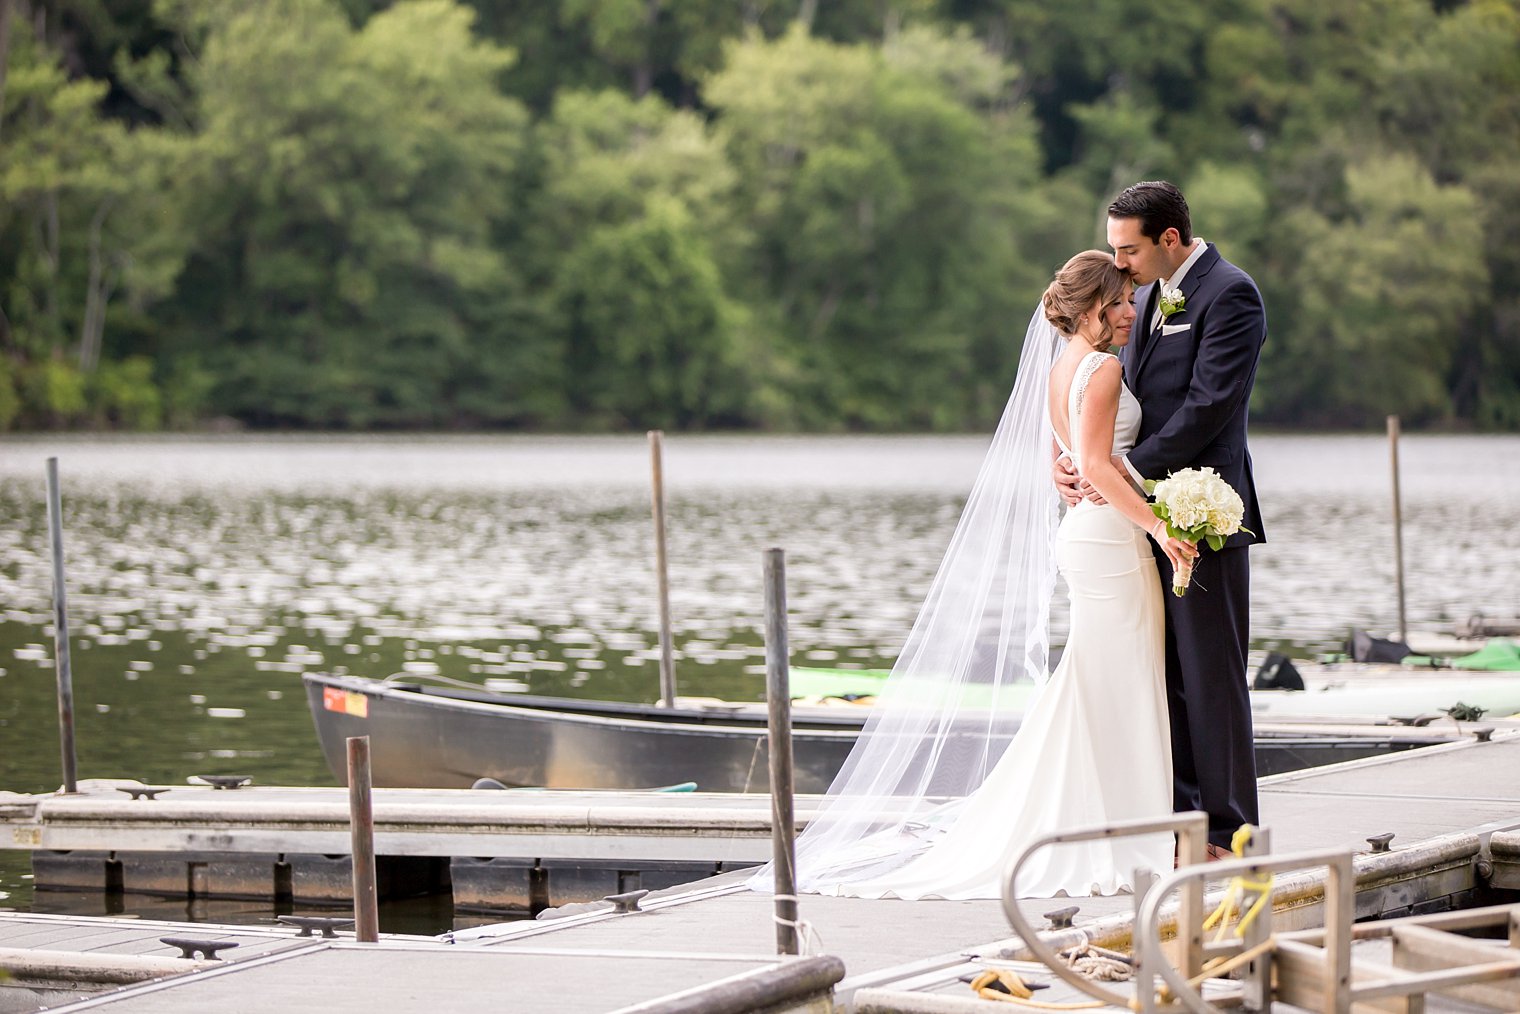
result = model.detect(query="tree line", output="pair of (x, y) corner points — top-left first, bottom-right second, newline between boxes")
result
(1, 0), (1516, 433)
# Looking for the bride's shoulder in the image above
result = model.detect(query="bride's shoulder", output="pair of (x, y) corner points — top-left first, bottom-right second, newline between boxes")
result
(1076, 349), (1120, 376)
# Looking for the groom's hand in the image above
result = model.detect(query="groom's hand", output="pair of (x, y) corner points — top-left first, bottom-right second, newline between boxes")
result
(1052, 452), (1087, 506)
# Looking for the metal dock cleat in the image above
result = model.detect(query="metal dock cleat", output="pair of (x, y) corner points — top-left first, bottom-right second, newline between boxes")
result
(603, 889), (650, 913)
(193, 774), (253, 790)
(1043, 905), (1079, 929)
(159, 936), (240, 960)
(116, 786), (169, 800)
(1366, 832), (1396, 853)
(277, 915), (355, 938)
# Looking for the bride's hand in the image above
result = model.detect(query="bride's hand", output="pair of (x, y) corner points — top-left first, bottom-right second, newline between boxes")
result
(1150, 522), (1198, 572)
(1164, 537), (1198, 574)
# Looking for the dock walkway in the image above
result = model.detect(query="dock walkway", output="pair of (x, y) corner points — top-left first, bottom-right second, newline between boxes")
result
(2, 732), (1518, 1011)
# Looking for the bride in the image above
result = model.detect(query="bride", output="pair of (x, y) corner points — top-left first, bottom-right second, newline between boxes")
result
(752, 251), (1196, 900)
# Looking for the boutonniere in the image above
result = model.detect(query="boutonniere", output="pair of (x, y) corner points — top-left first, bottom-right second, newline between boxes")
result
(1159, 287), (1186, 319)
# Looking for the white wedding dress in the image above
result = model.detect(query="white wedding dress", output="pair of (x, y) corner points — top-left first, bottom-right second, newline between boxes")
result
(824, 351), (1173, 899)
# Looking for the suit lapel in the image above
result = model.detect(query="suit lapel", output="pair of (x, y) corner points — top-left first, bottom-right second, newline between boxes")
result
(1136, 245), (1220, 376)
(1127, 282), (1160, 386)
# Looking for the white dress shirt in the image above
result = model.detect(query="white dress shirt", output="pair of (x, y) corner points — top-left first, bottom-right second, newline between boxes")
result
(1149, 239), (1208, 332)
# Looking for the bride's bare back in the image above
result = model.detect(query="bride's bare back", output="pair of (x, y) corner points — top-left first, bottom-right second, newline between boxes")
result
(1047, 343), (1094, 454)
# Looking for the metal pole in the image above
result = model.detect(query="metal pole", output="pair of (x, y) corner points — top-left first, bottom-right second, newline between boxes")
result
(649, 430), (677, 707)
(347, 736), (380, 942)
(45, 458), (78, 794)
(763, 548), (799, 956)
(1387, 415), (1407, 644)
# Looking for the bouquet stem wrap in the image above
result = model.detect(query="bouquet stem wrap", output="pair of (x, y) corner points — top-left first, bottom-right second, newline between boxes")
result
(1172, 552), (1195, 597)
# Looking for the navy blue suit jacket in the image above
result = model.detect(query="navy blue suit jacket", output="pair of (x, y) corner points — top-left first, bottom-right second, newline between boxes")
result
(1122, 245), (1266, 548)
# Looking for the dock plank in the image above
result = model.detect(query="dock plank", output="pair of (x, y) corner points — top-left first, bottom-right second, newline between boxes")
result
(490, 887), (1040, 978)
(1261, 735), (1520, 800)
(40, 946), (795, 1013)
(0, 912), (336, 963)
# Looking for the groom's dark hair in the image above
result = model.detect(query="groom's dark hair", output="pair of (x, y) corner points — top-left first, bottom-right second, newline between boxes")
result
(1109, 181), (1192, 246)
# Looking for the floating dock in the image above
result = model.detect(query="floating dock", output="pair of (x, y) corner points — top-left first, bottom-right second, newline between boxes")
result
(1, 731), (1518, 1011)
(2, 780), (795, 911)
(3, 721), (1507, 915)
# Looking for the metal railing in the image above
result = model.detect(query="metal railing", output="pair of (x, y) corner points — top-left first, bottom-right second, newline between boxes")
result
(999, 811), (1212, 1009)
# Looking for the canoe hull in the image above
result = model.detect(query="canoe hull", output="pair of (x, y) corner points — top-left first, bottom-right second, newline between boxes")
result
(305, 673), (870, 793)
(303, 672), (1490, 792)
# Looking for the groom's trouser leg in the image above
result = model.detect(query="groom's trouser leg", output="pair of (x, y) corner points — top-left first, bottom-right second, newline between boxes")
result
(1156, 544), (1258, 848)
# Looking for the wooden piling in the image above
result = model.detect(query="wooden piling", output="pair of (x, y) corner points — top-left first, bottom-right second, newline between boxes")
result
(763, 548), (799, 956)
(45, 457), (78, 795)
(649, 430), (677, 708)
(347, 736), (380, 942)
(1388, 415), (1407, 644)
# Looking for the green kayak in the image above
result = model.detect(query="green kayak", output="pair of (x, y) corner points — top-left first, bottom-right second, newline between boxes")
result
(1403, 638), (1520, 671)
(789, 666), (1042, 710)
(1448, 638), (1520, 671)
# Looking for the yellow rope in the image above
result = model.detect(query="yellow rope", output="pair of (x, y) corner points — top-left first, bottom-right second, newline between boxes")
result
(967, 969), (1107, 1009)
(1201, 825), (1274, 943)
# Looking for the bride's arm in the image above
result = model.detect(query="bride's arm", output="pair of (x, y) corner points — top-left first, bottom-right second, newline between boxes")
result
(1078, 361), (1195, 571)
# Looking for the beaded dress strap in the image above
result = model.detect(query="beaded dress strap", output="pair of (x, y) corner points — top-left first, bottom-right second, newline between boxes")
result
(1071, 351), (1114, 419)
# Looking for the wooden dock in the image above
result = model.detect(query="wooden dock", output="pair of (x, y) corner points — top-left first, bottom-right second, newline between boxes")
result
(2, 731), (1519, 1011)
(3, 721), (1506, 913)
(2, 780), (804, 910)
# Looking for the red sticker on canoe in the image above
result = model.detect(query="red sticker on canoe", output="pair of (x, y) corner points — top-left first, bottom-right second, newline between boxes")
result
(322, 686), (369, 718)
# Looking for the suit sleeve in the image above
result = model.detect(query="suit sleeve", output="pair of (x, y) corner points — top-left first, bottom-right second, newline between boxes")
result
(1127, 279), (1265, 479)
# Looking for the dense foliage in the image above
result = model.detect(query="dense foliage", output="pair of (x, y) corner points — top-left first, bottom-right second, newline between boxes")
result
(1, 0), (1516, 432)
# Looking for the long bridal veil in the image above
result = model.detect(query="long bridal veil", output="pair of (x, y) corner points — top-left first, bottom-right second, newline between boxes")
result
(751, 307), (1065, 894)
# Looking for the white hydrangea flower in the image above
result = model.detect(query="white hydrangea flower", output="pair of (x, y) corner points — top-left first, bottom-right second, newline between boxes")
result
(1149, 466), (1248, 595)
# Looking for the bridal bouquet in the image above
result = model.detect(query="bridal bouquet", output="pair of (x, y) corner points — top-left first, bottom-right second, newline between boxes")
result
(1146, 467), (1250, 596)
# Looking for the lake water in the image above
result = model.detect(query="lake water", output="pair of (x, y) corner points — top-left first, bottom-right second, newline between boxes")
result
(1, 432), (1518, 927)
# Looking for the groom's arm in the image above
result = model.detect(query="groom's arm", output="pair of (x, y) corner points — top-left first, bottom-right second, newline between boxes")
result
(1052, 438), (1087, 506)
(1126, 279), (1265, 480)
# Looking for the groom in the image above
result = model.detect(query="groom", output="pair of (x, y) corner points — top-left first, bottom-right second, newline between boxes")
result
(1058, 181), (1267, 857)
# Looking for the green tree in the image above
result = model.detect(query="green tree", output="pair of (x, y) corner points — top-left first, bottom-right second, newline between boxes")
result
(1261, 156), (1487, 426)
(91, 354), (161, 429)
(1367, 0), (1520, 427)
(530, 88), (751, 427)
(0, 356), (19, 430)
(707, 24), (1062, 428)
(1184, 162), (1269, 265)
(3, 0), (1520, 433)
(0, 13), (183, 425)
(160, 0), (529, 427)
(556, 198), (746, 428)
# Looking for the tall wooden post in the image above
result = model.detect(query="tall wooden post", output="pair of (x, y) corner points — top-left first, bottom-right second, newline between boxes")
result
(347, 736), (380, 942)
(46, 458), (78, 794)
(1387, 416), (1407, 643)
(764, 548), (799, 955)
(649, 431), (677, 707)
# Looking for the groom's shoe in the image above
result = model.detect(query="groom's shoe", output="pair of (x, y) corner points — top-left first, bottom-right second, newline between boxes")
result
(1172, 843), (1233, 867)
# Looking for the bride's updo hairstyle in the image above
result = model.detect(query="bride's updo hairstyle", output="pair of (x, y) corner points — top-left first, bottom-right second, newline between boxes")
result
(1042, 250), (1127, 349)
